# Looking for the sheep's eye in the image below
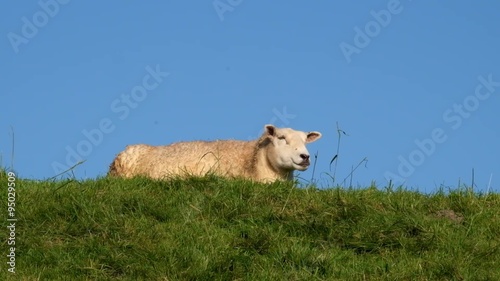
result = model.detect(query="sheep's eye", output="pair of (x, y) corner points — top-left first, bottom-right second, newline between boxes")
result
(277, 136), (288, 144)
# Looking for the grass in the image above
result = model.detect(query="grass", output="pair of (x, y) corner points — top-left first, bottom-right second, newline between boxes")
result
(1, 170), (499, 280)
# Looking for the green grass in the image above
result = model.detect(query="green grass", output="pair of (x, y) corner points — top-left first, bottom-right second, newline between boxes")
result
(1, 170), (499, 280)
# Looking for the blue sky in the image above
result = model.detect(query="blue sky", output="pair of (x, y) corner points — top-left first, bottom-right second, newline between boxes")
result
(1, 1), (499, 193)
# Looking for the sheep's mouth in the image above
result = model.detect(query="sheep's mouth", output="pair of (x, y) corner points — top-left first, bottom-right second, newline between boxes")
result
(294, 161), (310, 168)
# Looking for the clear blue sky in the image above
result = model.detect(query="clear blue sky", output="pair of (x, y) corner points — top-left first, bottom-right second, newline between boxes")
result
(1, 1), (499, 193)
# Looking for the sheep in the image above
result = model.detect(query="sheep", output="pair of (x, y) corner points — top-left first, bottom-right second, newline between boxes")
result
(108, 124), (322, 183)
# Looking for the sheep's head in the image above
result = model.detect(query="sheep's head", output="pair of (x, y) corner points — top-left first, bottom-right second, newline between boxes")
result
(262, 124), (321, 172)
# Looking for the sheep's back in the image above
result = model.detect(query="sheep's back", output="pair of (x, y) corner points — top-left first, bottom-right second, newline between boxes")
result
(112, 140), (256, 179)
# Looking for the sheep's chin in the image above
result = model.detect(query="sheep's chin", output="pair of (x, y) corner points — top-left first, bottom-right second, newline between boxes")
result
(293, 162), (309, 171)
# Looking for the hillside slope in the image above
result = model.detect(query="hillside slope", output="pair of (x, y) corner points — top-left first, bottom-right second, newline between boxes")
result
(1, 171), (499, 280)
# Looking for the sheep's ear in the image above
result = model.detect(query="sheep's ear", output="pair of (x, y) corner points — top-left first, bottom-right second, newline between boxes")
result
(264, 124), (276, 137)
(306, 131), (321, 143)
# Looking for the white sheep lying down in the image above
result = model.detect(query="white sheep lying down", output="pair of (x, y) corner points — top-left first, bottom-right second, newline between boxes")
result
(108, 124), (322, 183)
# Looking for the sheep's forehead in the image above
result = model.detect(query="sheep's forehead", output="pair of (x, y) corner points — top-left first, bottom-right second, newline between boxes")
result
(276, 128), (307, 142)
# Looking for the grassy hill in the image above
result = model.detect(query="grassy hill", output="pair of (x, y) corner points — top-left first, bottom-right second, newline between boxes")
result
(1, 169), (499, 280)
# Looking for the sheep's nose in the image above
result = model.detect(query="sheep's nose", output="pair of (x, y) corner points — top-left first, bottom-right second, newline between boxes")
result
(300, 154), (309, 161)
